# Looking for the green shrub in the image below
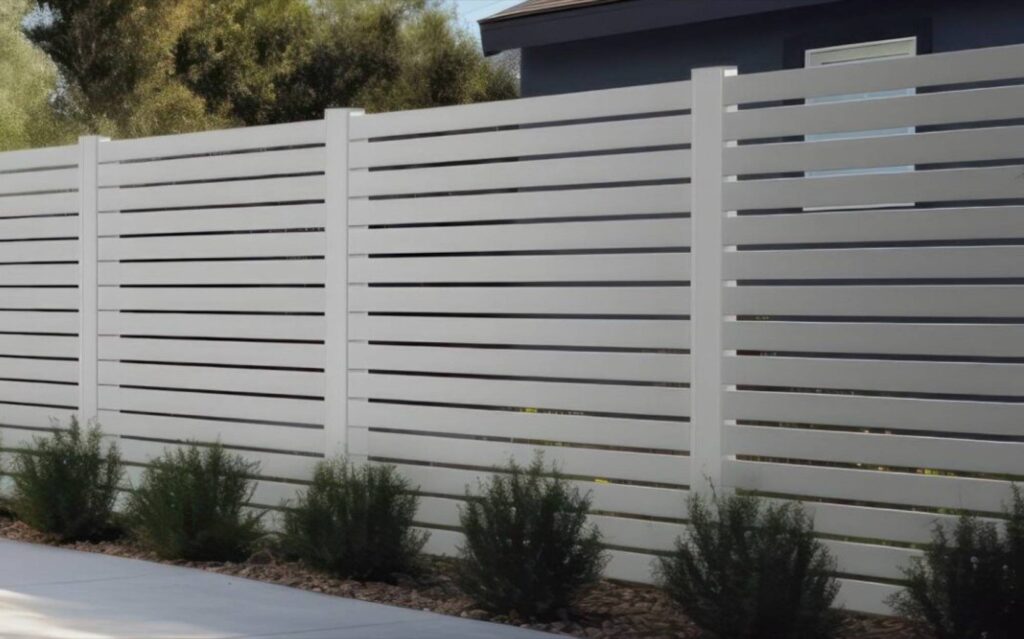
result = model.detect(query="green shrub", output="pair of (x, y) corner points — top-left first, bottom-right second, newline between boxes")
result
(126, 443), (264, 561)
(11, 418), (123, 541)
(457, 456), (606, 620)
(280, 458), (427, 581)
(658, 492), (841, 639)
(887, 486), (1023, 639)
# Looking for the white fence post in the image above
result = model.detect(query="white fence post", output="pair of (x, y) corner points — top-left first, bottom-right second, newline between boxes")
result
(78, 136), (102, 426)
(689, 68), (732, 496)
(324, 109), (362, 459)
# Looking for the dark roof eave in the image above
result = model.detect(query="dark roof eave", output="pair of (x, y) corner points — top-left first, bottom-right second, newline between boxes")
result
(479, 0), (847, 55)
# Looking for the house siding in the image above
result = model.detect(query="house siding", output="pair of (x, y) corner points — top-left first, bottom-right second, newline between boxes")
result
(517, 0), (1024, 96)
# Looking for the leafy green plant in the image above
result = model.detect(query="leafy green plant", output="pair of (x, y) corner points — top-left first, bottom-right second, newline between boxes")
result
(280, 458), (427, 581)
(457, 456), (606, 620)
(658, 492), (841, 639)
(126, 443), (264, 561)
(11, 417), (123, 541)
(887, 486), (1023, 639)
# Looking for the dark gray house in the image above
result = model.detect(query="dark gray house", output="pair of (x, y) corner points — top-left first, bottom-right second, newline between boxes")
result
(480, 0), (1024, 97)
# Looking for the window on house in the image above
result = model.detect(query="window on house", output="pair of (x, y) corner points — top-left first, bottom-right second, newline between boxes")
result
(804, 37), (918, 179)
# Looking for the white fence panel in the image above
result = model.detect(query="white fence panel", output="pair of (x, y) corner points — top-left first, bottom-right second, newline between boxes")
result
(721, 42), (1024, 613)
(0, 41), (1022, 616)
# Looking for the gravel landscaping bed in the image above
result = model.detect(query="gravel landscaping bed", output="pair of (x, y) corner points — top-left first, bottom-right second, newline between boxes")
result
(0, 516), (920, 638)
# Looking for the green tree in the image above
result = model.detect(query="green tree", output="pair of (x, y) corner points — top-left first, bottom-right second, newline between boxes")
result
(176, 0), (517, 125)
(0, 0), (69, 150)
(27, 0), (225, 138)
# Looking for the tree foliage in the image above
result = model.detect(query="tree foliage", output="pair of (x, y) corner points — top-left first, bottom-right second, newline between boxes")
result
(887, 487), (1024, 639)
(658, 492), (842, 639)
(19, 0), (516, 141)
(0, 0), (69, 150)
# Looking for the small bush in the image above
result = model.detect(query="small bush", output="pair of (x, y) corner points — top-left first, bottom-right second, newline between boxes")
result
(457, 456), (606, 620)
(887, 486), (1023, 639)
(658, 492), (841, 639)
(280, 458), (427, 581)
(127, 443), (264, 561)
(12, 418), (123, 541)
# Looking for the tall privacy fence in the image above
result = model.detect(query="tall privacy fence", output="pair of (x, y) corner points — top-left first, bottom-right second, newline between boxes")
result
(2, 42), (1024, 613)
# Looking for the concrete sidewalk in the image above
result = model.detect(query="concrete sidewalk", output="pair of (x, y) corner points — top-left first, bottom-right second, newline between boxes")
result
(0, 539), (555, 639)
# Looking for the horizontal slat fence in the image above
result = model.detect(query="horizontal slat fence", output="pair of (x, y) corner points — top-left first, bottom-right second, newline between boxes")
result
(721, 43), (1024, 612)
(0, 42), (1022, 615)
(0, 145), (80, 453)
(347, 82), (693, 581)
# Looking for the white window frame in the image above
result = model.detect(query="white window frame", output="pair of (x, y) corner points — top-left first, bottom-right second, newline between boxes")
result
(804, 37), (918, 181)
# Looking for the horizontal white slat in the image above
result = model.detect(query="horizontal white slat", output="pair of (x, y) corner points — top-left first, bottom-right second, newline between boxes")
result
(0, 354), (76, 378)
(835, 579), (899, 616)
(350, 286), (688, 315)
(725, 459), (1015, 514)
(0, 425), (59, 449)
(726, 425), (1024, 477)
(727, 84), (1024, 140)
(414, 497), (685, 553)
(0, 168), (77, 197)
(117, 438), (320, 483)
(827, 540), (920, 582)
(0, 239), (78, 262)
(725, 390), (1023, 437)
(98, 411), (324, 455)
(0, 215), (77, 240)
(0, 192), (77, 218)
(350, 150), (689, 197)
(349, 315), (689, 349)
(389, 462), (687, 520)
(725, 321), (1024, 357)
(99, 175), (325, 211)
(368, 431), (687, 486)
(99, 120), (325, 162)
(0, 265), (78, 286)
(0, 145), (76, 173)
(727, 245), (1024, 279)
(99, 312), (323, 341)
(350, 217), (690, 254)
(349, 401), (689, 450)
(98, 386), (323, 425)
(725, 42), (1024, 104)
(726, 165), (1024, 211)
(99, 287), (324, 313)
(99, 362), (324, 397)
(0, 405), (76, 429)
(798, 500), (960, 546)
(726, 355), (1024, 397)
(350, 373), (688, 418)
(352, 115), (689, 168)
(0, 311), (77, 334)
(349, 81), (690, 139)
(99, 337), (323, 369)
(0, 334), (76, 358)
(0, 288), (78, 310)
(0, 379), (76, 406)
(350, 184), (689, 225)
(99, 231), (324, 261)
(724, 206), (1024, 245)
(350, 253), (689, 283)
(98, 204), (325, 236)
(351, 343), (688, 383)
(100, 259), (325, 286)
(726, 125), (1024, 176)
(100, 148), (325, 187)
(726, 285), (1024, 317)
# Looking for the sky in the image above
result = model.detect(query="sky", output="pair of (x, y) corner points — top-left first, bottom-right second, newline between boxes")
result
(454, 0), (522, 36)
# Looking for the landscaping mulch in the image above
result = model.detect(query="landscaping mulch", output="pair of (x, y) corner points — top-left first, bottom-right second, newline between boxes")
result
(0, 516), (921, 639)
